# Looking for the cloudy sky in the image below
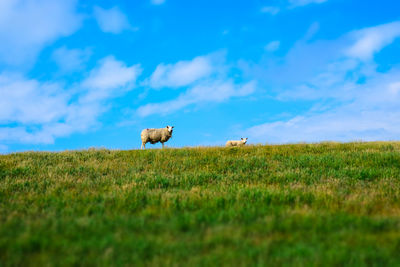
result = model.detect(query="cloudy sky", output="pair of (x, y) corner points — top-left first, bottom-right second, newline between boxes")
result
(1, 0), (400, 152)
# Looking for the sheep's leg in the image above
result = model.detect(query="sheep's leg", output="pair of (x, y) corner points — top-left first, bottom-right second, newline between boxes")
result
(162, 142), (164, 149)
(141, 143), (145, 150)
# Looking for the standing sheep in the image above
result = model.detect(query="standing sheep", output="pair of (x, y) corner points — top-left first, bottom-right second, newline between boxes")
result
(226, 138), (248, 147)
(141, 126), (174, 149)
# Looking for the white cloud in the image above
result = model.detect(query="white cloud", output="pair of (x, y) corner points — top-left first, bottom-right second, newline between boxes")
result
(94, 6), (132, 34)
(138, 81), (255, 117)
(52, 46), (91, 73)
(149, 56), (214, 89)
(289, 0), (328, 8)
(389, 82), (400, 95)
(244, 21), (400, 93)
(80, 56), (141, 103)
(0, 57), (141, 145)
(247, 69), (400, 143)
(0, 0), (82, 66)
(138, 52), (256, 117)
(0, 73), (69, 124)
(261, 6), (280, 15)
(304, 22), (320, 41)
(346, 21), (400, 61)
(265, 41), (280, 52)
(82, 56), (142, 91)
(243, 20), (400, 144)
(247, 101), (400, 144)
(276, 59), (359, 101)
(248, 71), (400, 143)
(151, 0), (165, 5)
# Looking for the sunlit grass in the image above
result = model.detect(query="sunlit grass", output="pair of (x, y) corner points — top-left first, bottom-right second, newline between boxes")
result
(1, 142), (400, 266)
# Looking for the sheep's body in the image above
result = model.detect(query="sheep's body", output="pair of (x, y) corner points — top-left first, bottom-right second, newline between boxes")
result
(141, 126), (173, 149)
(225, 138), (248, 147)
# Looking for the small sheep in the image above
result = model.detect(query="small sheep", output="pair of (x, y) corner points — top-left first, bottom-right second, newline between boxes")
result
(141, 126), (174, 149)
(226, 137), (248, 147)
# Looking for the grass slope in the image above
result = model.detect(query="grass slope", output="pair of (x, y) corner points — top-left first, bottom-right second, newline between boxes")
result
(1, 142), (400, 266)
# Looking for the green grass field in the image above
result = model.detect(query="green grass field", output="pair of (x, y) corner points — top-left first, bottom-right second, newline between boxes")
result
(1, 142), (400, 266)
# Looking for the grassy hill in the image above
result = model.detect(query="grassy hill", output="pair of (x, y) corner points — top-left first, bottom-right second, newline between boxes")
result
(1, 142), (400, 266)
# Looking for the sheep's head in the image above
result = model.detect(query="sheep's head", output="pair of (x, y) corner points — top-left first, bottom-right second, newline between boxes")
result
(241, 137), (248, 144)
(166, 125), (174, 133)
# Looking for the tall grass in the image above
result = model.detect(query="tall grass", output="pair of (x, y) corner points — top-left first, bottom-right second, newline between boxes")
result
(1, 142), (400, 266)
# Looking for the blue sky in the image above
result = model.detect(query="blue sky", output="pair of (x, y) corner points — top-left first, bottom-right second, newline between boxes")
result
(1, 0), (400, 152)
